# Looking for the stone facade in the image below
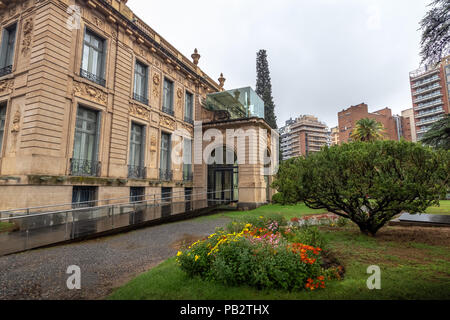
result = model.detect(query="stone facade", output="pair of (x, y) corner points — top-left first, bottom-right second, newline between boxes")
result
(0, 0), (274, 211)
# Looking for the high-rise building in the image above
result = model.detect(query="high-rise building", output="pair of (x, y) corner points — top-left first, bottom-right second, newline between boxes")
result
(409, 55), (450, 140)
(279, 115), (328, 159)
(337, 103), (411, 143)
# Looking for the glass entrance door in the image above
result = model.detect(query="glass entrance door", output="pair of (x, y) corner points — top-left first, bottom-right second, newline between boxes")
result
(208, 166), (238, 204)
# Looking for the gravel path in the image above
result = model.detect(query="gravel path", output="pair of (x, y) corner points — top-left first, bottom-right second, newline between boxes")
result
(0, 217), (230, 300)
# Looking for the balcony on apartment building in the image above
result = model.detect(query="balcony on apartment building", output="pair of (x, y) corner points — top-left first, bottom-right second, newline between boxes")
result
(413, 91), (443, 104)
(413, 83), (441, 96)
(415, 107), (445, 119)
(415, 99), (443, 111)
(411, 75), (440, 89)
(416, 115), (444, 126)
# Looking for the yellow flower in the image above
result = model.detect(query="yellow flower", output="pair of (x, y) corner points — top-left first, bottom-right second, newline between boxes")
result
(259, 216), (264, 219)
(195, 255), (199, 261)
(177, 251), (182, 257)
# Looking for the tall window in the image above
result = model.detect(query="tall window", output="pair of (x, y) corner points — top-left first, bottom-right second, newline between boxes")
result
(133, 61), (148, 104)
(162, 78), (174, 116)
(184, 91), (193, 124)
(128, 122), (146, 179)
(0, 23), (17, 76)
(0, 103), (6, 155)
(81, 29), (106, 86)
(160, 132), (172, 181)
(71, 106), (100, 176)
(183, 138), (192, 181)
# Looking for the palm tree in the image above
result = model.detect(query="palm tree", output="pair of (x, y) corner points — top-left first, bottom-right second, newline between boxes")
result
(420, 114), (450, 150)
(350, 118), (385, 142)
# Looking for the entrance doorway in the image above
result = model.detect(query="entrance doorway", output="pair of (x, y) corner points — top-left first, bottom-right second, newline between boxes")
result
(207, 147), (238, 205)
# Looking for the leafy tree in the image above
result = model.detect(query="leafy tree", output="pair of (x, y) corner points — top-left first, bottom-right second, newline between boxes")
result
(419, 0), (450, 66)
(421, 114), (450, 150)
(256, 49), (277, 129)
(272, 141), (449, 236)
(350, 118), (385, 142)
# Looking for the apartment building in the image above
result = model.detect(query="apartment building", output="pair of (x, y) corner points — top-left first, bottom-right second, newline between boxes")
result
(337, 103), (412, 143)
(279, 115), (328, 159)
(409, 55), (450, 140)
(0, 0), (276, 211)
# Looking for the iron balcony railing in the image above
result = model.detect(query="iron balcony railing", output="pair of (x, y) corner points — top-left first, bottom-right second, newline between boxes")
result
(413, 91), (442, 104)
(162, 106), (174, 116)
(0, 65), (12, 77)
(415, 108), (444, 119)
(415, 99), (443, 110)
(413, 83), (441, 96)
(70, 158), (101, 177)
(133, 92), (149, 105)
(183, 171), (193, 182)
(184, 115), (194, 125)
(128, 165), (147, 179)
(411, 75), (440, 88)
(416, 116), (444, 126)
(80, 68), (106, 87)
(159, 168), (173, 181)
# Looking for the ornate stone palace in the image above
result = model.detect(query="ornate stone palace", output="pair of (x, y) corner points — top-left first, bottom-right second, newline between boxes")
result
(0, 0), (277, 212)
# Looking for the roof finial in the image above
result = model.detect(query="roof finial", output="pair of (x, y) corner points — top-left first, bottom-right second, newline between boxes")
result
(218, 73), (226, 90)
(191, 48), (200, 65)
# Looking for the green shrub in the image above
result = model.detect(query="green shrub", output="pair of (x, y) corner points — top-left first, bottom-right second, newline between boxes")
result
(271, 192), (284, 204)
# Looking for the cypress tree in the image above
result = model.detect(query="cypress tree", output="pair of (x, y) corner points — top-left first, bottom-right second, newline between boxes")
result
(256, 50), (278, 129)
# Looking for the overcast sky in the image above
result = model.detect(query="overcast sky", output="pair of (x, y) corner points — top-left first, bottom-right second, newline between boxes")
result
(128, 0), (430, 128)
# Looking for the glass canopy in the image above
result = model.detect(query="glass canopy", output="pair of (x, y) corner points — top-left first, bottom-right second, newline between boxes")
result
(205, 87), (265, 120)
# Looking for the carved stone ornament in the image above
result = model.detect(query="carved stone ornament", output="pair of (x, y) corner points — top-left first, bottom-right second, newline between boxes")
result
(0, 79), (14, 93)
(73, 82), (107, 105)
(129, 103), (150, 120)
(176, 88), (183, 111)
(11, 110), (21, 133)
(152, 73), (160, 98)
(150, 135), (157, 152)
(21, 18), (33, 55)
(159, 115), (175, 131)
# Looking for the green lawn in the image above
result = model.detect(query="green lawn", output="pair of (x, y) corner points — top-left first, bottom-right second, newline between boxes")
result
(193, 203), (327, 222)
(109, 202), (450, 300)
(195, 200), (450, 223)
(425, 200), (450, 215)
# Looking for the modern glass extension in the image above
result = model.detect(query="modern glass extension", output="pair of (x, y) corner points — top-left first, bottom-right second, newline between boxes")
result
(205, 87), (265, 120)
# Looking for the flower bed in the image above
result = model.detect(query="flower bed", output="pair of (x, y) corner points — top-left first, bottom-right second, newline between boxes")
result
(176, 216), (343, 291)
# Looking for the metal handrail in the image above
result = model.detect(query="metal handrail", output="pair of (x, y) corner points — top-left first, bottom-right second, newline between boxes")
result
(0, 189), (236, 221)
(0, 189), (193, 215)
